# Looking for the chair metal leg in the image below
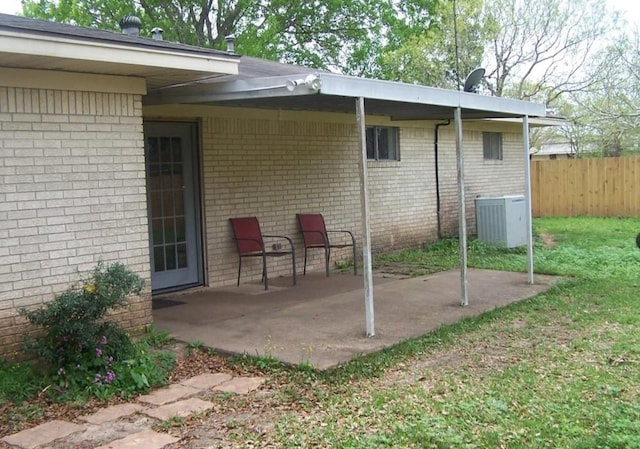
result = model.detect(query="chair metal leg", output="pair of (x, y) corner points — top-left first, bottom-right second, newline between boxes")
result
(262, 252), (268, 290)
(291, 245), (296, 286)
(325, 245), (330, 277)
(237, 255), (242, 286)
(352, 244), (357, 275)
(303, 247), (308, 275)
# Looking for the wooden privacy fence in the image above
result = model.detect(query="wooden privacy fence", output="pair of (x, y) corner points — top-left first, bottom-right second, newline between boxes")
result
(531, 157), (640, 217)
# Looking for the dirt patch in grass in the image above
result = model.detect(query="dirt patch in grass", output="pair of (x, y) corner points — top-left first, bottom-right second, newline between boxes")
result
(539, 231), (558, 249)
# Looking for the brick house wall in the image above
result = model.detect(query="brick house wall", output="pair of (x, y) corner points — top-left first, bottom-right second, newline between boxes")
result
(0, 76), (153, 357)
(437, 122), (526, 237)
(145, 105), (527, 287)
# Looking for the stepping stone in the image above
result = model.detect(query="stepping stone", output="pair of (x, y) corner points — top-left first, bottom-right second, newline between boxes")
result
(137, 384), (200, 405)
(213, 376), (266, 395)
(143, 398), (215, 421)
(180, 372), (232, 390)
(79, 403), (148, 425)
(1, 420), (85, 449)
(94, 428), (179, 449)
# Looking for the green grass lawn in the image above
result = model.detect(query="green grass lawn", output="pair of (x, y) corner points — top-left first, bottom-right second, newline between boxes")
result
(228, 217), (640, 448)
(2, 217), (639, 447)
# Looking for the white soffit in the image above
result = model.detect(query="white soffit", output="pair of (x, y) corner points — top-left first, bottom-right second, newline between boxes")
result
(0, 30), (239, 89)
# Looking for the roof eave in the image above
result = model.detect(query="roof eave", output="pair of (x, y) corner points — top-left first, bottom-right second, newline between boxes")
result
(0, 29), (239, 77)
(145, 72), (547, 120)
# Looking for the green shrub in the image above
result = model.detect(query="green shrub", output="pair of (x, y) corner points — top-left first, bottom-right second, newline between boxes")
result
(19, 262), (155, 393)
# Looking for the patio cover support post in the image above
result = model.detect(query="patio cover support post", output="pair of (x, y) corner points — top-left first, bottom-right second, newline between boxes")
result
(454, 106), (468, 306)
(356, 96), (375, 337)
(523, 115), (534, 284)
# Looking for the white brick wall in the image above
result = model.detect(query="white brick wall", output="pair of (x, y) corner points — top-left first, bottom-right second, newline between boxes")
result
(194, 111), (526, 287)
(201, 116), (363, 286)
(437, 124), (526, 237)
(0, 86), (152, 357)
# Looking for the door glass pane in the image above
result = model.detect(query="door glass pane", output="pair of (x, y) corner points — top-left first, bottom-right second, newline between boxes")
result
(153, 246), (165, 272)
(160, 137), (171, 162)
(151, 218), (164, 245)
(150, 192), (162, 217)
(165, 245), (176, 270)
(175, 216), (186, 242)
(148, 138), (160, 163)
(177, 243), (187, 268)
(174, 192), (184, 215)
(164, 217), (175, 243)
(161, 168), (172, 189)
(171, 138), (182, 162)
(149, 164), (161, 189)
(172, 165), (183, 187)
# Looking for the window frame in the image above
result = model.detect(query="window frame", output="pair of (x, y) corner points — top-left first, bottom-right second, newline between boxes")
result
(366, 126), (400, 161)
(482, 131), (503, 161)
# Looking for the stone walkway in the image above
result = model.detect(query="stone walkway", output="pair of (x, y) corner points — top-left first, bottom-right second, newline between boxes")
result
(1, 373), (265, 449)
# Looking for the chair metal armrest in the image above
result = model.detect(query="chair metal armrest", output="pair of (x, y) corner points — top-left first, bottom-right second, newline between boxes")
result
(263, 234), (295, 250)
(326, 229), (355, 245)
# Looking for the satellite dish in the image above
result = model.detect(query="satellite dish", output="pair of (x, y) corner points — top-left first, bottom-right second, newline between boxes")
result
(463, 67), (485, 93)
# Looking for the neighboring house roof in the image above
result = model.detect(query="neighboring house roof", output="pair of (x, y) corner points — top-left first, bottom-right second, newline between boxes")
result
(531, 142), (576, 156)
(0, 13), (239, 90)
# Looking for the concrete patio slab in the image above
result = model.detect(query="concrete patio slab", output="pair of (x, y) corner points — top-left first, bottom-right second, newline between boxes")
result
(1, 420), (85, 449)
(154, 269), (556, 369)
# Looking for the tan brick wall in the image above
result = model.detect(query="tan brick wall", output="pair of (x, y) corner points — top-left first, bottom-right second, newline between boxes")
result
(366, 126), (438, 250)
(145, 105), (528, 288)
(201, 115), (363, 286)
(436, 123), (527, 237)
(198, 113), (440, 286)
(0, 86), (152, 357)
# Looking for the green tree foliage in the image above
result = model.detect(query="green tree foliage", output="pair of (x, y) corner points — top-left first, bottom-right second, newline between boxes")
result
(21, 0), (403, 74)
(374, 0), (491, 89)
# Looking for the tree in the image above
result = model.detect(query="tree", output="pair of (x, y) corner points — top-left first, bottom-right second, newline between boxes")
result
(370, 0), (490, 89)
(483, 0), (613, 105)
(564, 29), (640, 156)
(21, 0), (396, 74)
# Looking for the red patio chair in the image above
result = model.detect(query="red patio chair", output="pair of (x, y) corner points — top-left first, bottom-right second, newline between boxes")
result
(296, 213), (356, 277)
(229, 217), (296, 290)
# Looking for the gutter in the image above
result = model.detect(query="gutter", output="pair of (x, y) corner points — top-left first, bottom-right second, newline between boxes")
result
(434, 119), (451, 239)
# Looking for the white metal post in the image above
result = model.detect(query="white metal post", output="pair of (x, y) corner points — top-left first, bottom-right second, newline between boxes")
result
(356, 97), (375, 336)
(454, 106), (468, 306)
(523, 115), (534, 284)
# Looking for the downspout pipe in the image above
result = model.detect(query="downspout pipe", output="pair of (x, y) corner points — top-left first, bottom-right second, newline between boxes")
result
(434, 120), (451, 239)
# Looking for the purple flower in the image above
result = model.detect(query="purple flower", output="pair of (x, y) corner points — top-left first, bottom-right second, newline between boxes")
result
(96, 348), (103, 358)
(57, 367), (65, 376)
(100, 335), (108, 345)
(94, 373), (102, 384)
(104, 371), (116, 384)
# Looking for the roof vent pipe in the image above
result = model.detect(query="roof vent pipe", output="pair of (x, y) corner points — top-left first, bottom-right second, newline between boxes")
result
(225, 35), (235, 54)
(119, 15), (142, 36)
(151, 27), (163, 40)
